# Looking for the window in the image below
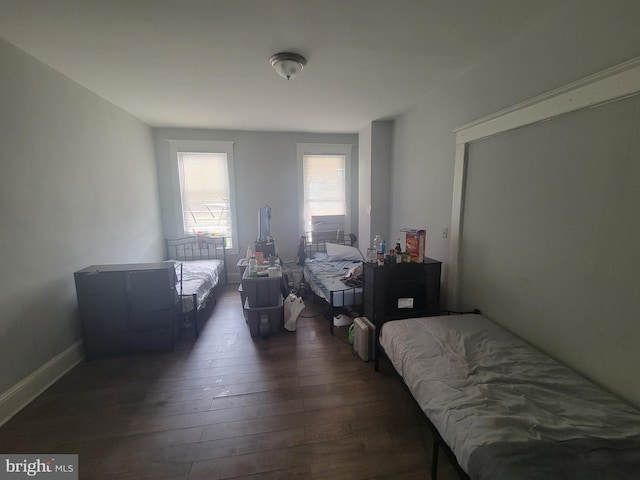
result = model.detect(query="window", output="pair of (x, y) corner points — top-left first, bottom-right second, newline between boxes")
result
(169, 141), (237, 249)
(297, 144), (352, 239)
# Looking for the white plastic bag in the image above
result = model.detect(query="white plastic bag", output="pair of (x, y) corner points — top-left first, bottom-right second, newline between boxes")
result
(283, 294), (305, 332)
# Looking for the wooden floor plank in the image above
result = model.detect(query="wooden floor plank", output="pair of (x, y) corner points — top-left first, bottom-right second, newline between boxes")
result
(0, 283), (453, 479)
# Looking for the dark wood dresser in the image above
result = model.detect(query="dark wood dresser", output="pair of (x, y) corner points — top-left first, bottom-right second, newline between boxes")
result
(362, 258), (442, 329)
(74, 262), (177, 359)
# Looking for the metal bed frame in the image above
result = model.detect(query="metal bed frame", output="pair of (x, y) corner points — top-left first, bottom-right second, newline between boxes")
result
(166, 236), (228, 337)
(303, 232), (362, 335)
(373, 309), (480, 480)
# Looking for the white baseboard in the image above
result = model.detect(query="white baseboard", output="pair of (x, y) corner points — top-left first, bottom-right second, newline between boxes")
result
(0, 341), (84, 426)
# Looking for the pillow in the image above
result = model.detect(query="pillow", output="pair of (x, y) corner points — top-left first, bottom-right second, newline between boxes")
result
(326, 242), (364, 261)
(313, 252), (329, 261)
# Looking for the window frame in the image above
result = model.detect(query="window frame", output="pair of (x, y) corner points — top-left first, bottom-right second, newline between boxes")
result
(168, 140), (238, 253)
(296, 143), (352, 237)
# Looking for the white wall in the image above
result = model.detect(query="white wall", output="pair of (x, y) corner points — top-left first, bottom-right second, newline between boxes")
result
(153, 129), (359, 270)
(358, 121), (393, 253)
(0, 38), (164, 398)
(390, 0), (640, 406)
(358, 124), (372, 254)
(461, 94), (640, 405)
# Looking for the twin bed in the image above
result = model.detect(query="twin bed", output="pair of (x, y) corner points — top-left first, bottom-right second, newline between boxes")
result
(169, 233), (357, 337)
(166, 236), (227, 337)
(302, 233), (364, 333)
(378, 313), (640, 479)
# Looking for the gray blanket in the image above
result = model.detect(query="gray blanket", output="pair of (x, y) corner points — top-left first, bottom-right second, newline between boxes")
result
(469, 434), (640, 479)
(380, 315), (640, 476)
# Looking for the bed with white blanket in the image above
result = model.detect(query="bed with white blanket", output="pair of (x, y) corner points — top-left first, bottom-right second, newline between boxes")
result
(379, 313), (640, 480)
(166, 236), (227, 336)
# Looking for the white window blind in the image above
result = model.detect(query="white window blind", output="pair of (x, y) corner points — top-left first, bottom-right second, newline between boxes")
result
(302, 154), (346, 233)
(178, 152), (232, 242)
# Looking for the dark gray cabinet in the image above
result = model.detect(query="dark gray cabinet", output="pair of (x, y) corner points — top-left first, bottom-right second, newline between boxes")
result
(363, 258), (441, 330)
(74, 263), (177, 359)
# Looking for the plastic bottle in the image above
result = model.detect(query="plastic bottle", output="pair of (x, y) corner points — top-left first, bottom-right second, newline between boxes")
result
(372, 235), (382, 252)
(380, 240), (386, 254)
(373, 235), (384, 266)
(395, 238), (402, 254)
(259, 315), (271, 338)
(249, 256), (258, 278)
(246, 245), (253, 260)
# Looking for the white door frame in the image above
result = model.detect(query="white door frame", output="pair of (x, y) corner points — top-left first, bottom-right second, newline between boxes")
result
(448, 56), (640, 308)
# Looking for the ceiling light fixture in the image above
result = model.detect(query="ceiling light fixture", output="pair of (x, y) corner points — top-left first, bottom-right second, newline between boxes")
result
(270, 52), (307, 80)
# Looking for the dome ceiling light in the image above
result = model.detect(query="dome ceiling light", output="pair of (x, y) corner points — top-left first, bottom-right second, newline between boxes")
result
(270, 52), (307, 80)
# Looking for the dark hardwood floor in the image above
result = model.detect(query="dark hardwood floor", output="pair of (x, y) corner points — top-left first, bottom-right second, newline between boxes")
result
(0, 284), (458, 479)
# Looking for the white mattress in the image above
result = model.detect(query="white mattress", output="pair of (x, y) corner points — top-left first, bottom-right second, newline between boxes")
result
(173, 259), (223, 310)
(303, 258), (363, 307)
(380, 314), (640, 476)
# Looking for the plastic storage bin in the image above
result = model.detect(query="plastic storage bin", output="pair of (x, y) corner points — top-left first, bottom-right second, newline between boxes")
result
(244, 297), (283, 338)
(241, 267), (282, 307)
(238, 283), (246, 309)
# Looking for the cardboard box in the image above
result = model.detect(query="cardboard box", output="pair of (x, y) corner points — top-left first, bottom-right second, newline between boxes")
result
(402, 229), (426, 262)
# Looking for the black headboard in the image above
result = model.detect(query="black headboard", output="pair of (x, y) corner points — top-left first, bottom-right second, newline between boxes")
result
(166, 235), (227, 264)
(304, 231), (357, 258)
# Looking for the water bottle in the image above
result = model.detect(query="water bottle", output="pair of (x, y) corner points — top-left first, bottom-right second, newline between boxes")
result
(249, 256), (258, 278)
(259, 314), (271, 338)
(372, 235), (382, 252)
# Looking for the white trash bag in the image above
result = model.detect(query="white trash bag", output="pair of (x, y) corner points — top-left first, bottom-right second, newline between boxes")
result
(283, 294), (305, 332)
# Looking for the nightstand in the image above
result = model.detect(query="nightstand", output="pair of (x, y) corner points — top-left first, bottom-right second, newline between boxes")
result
(362, 258), (441, 329)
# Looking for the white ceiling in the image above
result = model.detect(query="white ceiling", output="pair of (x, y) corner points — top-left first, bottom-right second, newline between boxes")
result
(0, 0), (563, 133)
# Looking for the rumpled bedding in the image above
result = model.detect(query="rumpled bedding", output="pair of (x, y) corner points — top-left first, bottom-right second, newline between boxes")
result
(303, 258), (363, 307)
(380, 314), (640, 479)
(468, 434), (640, 480)
(173, 259), (223, 311)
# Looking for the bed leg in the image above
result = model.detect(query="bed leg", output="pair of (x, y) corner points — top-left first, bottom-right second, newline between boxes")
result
(192, 293), (200, 338)
(431, 437), (439, 480)
(329, 292), (335, 335)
